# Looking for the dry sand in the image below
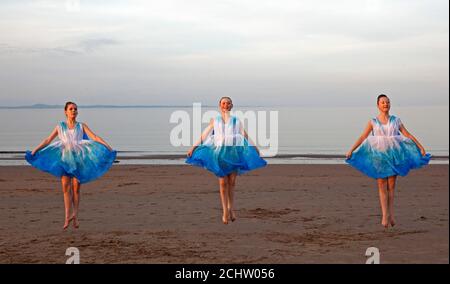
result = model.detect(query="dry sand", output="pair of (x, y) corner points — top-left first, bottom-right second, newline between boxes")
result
(0, 164), (448, 264)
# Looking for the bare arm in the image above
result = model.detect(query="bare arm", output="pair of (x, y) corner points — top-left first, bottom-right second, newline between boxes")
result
(187, 119), (214, 157)
(399, 123), (426, 156)
(240, 126), (261, 155)
(82, 123), (113, 151)
(31, 126), (58, 155)
(346, 121), (373, 159)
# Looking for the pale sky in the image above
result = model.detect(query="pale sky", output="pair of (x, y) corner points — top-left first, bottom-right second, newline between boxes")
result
(0, 0), (448, 106)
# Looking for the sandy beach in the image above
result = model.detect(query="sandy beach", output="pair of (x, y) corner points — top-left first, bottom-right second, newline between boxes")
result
(0, 164), (448, 264)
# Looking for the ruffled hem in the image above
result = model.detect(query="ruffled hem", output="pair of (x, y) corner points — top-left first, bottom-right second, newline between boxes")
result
(25, 141), (116, 184)
(186, 145), (267, 177)
(346, 139), (431, 179)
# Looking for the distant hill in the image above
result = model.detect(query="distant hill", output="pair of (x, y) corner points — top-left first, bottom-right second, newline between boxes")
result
(0, 104), (62, 109)
(0, 104), (210, 109)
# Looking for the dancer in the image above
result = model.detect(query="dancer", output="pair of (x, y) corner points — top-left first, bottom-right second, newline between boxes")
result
(346, 94), (430, 228)
(26, 102), (116, 230)
(186, 97), (267, 224)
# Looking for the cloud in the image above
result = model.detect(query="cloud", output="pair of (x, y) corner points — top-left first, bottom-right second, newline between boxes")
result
(77, 37), (120, 52)
(0, 0), (448, 106)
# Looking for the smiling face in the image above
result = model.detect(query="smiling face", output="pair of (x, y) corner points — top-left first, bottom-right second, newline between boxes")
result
(64, 103), (78, 120)
(219, 97), (233, 112)
(377, 96), (390, 113)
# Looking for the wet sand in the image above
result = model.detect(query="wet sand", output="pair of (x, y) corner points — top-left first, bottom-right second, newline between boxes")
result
(0, 164), (448, 264)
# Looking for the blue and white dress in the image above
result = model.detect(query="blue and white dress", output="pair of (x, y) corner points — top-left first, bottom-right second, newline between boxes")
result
(25, 122), (116, 184)
(186, 115), (267, 177)
(346, 115), (431, 179)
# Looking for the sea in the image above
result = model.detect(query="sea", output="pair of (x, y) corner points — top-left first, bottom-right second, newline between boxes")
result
(0, 105), (448, 165)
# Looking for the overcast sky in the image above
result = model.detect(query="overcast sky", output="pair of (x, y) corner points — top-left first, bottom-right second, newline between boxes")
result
(0, 0), (448, 106)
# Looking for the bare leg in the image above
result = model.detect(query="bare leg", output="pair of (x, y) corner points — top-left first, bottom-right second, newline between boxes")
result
(71, 178), (81, 229)
(219, 177), (229, 224)
(228, 172), (237, 222)
(387, 175), (397, 227)
(61, 176), (73, 230)
(377, 178), (389, 228)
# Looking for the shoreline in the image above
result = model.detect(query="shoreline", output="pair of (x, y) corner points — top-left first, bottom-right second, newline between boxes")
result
(1, 152), (448, 166)
(1, 151), (449, 160)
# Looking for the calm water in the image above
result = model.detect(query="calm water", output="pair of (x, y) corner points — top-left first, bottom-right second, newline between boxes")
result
(0, 106), (448, 164)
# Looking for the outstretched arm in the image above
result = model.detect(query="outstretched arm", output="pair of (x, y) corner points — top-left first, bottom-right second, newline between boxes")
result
(399, 123), (426, 156)
(346, 121), (373, 159)
(31, 126), (58, 155)
(187, 119), (214, 157)
(82, 123), (113, 151)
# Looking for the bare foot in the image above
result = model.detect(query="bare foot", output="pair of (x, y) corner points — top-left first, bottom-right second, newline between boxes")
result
(229, 210), (236, 222)
(72, 216), (79, 229)
(381, 216), (389, 228)
(389, 216), (396, 227)
(63, 217), (73, 230)
(222, 213), (229, 225)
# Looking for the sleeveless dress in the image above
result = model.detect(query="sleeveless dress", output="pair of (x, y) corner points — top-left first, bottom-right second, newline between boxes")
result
(25, 122), (117, 184)
(186, 115), (267, 177)
(346, 115), (431, 179)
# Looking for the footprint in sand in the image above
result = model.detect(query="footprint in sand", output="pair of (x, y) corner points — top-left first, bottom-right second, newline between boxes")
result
(241, 208), (301, 219)
(118, 182), (140, 187)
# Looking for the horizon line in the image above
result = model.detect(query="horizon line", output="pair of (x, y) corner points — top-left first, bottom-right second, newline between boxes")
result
(0, 103), (448, 109)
